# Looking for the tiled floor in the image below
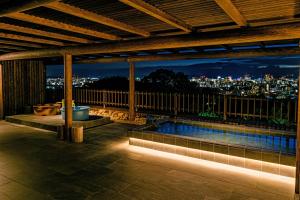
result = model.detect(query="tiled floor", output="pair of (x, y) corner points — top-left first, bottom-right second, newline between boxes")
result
(0, 121), (295, 200)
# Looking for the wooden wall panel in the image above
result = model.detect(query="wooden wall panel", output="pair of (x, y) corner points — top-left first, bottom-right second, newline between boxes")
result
(0, 64), (3, 119)
(0, 59), (45, 116)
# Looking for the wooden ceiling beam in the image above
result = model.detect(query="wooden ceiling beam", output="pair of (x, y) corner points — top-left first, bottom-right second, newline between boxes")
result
(214, 0), (247, 27)
(119, 0), (192, 32)
(0, 22), (90, 44)
(7, 13), (121, 40)
(200, 24), (240, 32)
(77, 47), (300, 64)
(45, 2), (150, 37)
(0, 39), (43, 48)
(1, 23), (300, 60)
(0, 32), (64, 46)
(0, 49), (11, 53)
(0, 45), (26, 51)
(250, 17), (300, 27)
(0, 0), (57, 17)
(78, 56), (127, 63)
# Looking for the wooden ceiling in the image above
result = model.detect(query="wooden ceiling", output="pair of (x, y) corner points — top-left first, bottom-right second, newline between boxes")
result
(0, 0), (300, 63)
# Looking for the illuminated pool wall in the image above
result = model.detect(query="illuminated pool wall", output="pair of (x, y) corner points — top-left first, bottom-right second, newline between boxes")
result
(128, 130), (295, 178)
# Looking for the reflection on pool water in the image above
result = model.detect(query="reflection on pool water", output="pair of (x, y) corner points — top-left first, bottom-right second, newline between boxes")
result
(155, 122), (296, 155)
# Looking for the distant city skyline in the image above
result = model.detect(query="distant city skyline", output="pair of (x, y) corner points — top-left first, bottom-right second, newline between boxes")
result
(46, 55), (300, 78)
(47, 72), (297, 99)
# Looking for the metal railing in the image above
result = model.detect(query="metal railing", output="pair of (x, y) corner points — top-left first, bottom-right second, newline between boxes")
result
(46, 88), (297, 124)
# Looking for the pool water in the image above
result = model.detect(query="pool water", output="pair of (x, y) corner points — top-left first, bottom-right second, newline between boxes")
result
(155, 122), (296, 155)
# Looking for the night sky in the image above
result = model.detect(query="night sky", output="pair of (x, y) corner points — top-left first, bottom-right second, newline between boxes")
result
(46, 55), (300, 79)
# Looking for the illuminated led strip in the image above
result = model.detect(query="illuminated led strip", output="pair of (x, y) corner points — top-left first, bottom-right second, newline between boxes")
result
(129, 137), (295, 182)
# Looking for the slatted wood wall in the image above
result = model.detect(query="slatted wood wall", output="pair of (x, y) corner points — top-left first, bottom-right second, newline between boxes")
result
(0, 59), (45, 117)
(0, 64), (3, 119)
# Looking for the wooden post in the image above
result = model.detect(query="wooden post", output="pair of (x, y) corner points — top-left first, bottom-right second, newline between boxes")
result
(72, 126), (83, 143)
(223, 95), (227, 121)
(0, 64), (3, 119)
(129, 62), (135, 121)
(64, 53), (72, 141)
(295, 70), (300, 194)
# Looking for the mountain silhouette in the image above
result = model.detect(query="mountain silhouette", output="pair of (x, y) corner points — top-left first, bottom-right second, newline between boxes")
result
(47, 62), (299, 79)
(158, 63), (298, 78)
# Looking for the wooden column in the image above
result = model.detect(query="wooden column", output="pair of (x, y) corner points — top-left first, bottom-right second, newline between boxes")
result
(64, 53), (73, 141)
(295, 69), (300, 194)
(129, 62), (136, 121)
(0, 64), (3, 119)
(223, 95), (228, 121)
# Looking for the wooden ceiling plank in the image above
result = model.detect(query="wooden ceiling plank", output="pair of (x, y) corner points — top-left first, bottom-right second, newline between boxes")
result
(1, 23), (300, 60)
(0, 32), (64, 46)
(214, 0), (247, 27)
(0, 39), (43, 48)
(119, 0), (192, 32)
(0, 0), (58, 17)
(46, 1), (150, 37)
(0, 22), (90, 43)
(200, 24), (240, 32)
(7, 13), (121, 40)
(0, 44), (26, 51)
(0, 49), (11, 53)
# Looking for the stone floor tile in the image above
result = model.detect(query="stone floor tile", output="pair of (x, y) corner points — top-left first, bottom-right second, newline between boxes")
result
(0, 121), (295, 200)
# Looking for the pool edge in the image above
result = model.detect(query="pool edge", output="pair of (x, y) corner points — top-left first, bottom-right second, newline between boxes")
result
(128, 130), (295, 178)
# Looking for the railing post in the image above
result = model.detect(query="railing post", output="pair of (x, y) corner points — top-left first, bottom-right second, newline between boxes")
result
(223, 95), (227, 121)
(135, 91), (137, 110)
(103, 90), (107, 108)
(174, 93), (178, 116)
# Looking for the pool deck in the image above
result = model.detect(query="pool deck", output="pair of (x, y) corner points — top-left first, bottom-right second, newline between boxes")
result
(5, 114), (112, 132)
(176, 119), (296, 136)
(0, 120), (295, 200)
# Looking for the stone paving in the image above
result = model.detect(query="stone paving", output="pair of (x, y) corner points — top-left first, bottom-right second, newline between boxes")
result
(0, 121), (295, 200)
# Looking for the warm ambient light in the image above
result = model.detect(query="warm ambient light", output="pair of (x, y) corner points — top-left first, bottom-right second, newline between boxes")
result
(128, 138), (295, 184)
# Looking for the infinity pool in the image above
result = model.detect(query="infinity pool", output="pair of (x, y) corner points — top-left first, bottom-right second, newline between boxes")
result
(155, 122), (296, 155)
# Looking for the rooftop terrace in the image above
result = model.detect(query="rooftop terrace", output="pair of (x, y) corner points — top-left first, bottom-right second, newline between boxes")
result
(0, 0), (300, 198)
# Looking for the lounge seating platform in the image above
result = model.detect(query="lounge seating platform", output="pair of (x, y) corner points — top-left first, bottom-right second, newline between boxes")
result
(5, 114), (112, 132)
